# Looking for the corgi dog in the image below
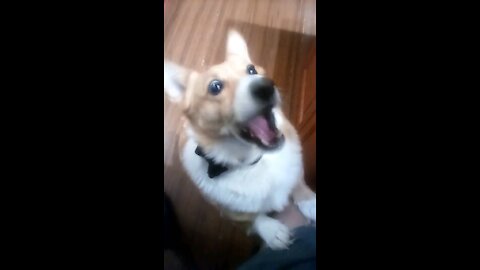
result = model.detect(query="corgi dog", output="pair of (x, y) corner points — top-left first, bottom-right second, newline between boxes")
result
(164, 30), (316, 249)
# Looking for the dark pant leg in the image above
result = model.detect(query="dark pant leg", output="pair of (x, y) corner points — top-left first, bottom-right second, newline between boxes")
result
(164, 194), (197, 269)
(238, 226), (316, 270)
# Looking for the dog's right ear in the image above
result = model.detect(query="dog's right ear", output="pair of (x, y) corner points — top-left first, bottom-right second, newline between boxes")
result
(164, 61), (193, 103)
(226, 29), (252, 62)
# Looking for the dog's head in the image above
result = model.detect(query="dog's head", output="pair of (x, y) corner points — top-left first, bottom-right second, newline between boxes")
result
(164, 30), (284, 151)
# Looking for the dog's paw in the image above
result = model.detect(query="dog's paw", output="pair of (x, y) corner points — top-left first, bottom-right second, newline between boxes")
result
(254, 216), (292, 250)
(297, 197), (316, 222)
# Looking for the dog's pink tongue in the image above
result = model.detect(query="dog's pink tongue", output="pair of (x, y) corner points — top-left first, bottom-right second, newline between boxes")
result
(247, 115), (276, 144)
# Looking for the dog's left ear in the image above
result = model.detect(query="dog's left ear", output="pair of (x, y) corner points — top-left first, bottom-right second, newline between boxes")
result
(226, 29), (252, 62)
(164, 61), (193, 103)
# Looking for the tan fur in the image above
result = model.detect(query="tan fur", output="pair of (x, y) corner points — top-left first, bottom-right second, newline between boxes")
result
(177, 59), (267, 151)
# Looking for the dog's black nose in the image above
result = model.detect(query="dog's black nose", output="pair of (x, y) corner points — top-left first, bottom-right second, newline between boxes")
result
(251, 78), (275, 103)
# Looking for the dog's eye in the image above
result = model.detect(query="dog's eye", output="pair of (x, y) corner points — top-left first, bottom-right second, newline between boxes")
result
(246, 64), (257, 75)
(208, 80), (223, 95)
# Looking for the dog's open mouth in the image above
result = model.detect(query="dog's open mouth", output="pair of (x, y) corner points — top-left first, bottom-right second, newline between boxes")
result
(239, 108), (285, 150)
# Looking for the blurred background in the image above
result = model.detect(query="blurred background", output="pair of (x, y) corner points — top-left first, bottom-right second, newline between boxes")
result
(164, 0), (316, 268)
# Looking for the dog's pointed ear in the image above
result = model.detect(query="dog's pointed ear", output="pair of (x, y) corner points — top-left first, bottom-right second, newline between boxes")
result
(164, 61), (193, 103)
(226, 29), (252, 62)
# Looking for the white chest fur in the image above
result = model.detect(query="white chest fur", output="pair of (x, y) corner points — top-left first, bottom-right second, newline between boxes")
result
(180, 137), (303, 214)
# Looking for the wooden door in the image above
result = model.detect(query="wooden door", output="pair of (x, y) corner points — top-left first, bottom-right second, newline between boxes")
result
(292, 42), (316, 191)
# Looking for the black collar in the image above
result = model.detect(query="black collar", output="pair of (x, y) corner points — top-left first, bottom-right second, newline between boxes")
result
(195, 146), (262, 178)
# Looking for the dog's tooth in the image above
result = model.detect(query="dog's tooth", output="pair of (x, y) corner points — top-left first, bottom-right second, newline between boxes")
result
(260, 138), (269, 145)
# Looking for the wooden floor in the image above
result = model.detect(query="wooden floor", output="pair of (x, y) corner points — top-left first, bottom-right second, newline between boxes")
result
(164, 0), (316, 269)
